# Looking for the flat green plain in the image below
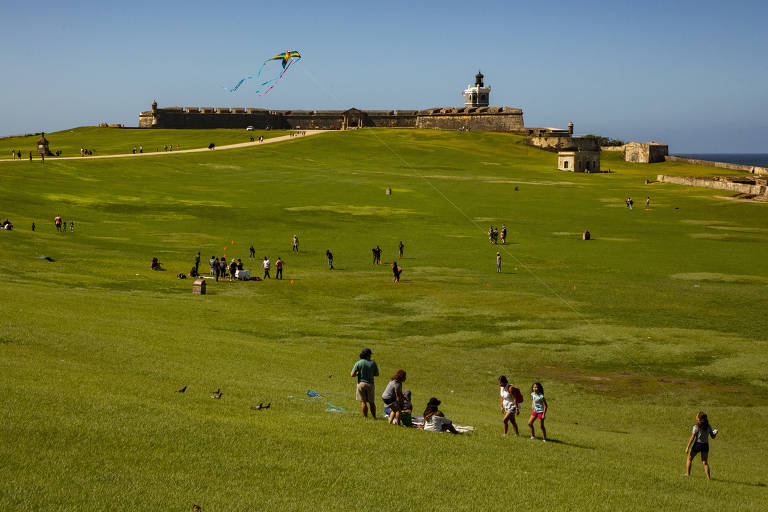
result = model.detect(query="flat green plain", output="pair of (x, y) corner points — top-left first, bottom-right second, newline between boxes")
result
(1, 129), (766, 511)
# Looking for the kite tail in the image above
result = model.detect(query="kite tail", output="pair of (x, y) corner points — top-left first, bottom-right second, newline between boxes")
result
(224, 61), (268, 93)
(255, 58), (300, 97)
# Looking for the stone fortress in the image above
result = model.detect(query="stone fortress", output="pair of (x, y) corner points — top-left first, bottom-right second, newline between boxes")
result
(140, 72), (568, 136)
(139, 71), (676, 173)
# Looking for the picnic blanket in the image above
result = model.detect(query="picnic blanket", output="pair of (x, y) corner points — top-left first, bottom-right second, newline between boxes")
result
(411, 416), (476, 433)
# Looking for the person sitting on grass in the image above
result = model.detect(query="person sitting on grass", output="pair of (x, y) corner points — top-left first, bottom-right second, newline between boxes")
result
(150, 258), (165, 271)
(685, 411), (718, 479)
(400, 389), (413, 427)
(423, 397), (459, 434)
(528, 382), (548, 442)
(381, 370), (407, 425)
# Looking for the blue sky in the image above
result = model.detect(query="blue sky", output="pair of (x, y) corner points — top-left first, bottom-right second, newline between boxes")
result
(1, 0), (766, 152)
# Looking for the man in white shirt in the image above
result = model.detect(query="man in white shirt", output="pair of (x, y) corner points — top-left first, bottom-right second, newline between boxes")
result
(263, 257), (271, 279)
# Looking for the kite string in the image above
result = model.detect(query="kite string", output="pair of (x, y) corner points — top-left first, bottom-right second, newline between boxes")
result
(299, 67), (661, 380)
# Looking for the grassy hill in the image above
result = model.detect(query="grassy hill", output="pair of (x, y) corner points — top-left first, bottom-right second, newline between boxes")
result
(1, 129), (766, 511)
(0, 126), (288, 157)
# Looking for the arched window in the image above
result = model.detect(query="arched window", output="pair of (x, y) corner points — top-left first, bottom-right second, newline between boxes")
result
(564, 160), (569, 169)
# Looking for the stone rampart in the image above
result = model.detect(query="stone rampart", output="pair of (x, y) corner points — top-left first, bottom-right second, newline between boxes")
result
(139, 105), (525, 132)
(528, 136), (601, 152)
(657, 175), (768, 196)
(666, 156), (768, 176)
(415, 107), (524, 131)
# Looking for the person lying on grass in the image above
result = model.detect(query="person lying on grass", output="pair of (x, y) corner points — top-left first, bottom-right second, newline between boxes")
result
(685, 411), (718, 479)
(423, 397), (459, 434)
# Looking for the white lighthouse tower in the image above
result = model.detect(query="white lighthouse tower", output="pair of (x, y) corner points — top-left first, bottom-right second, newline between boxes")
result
(462, 71), (491, 107)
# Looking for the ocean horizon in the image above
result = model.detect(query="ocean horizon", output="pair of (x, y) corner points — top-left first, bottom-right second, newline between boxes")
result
(676, 153), (768, 167)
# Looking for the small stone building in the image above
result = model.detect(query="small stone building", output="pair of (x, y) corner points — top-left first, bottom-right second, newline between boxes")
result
(558, 149), (600, 172)
(623, 142), (668, 163)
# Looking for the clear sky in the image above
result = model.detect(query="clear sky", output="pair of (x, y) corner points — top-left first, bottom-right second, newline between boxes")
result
(1, 0), (766, 152)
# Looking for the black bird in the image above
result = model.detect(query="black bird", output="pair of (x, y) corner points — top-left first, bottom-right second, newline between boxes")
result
(251, 402), (271, 410)
(211, 389), (220, 395)
(176, 386), (187, 393)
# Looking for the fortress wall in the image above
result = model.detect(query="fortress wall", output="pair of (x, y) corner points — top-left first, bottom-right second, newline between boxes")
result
(365, 112), (418, 128)
(415, 112), (524, 131)
(666, 156), (768, 175)
(657, 175), (768, 196)
(139, 105), (529, 132)
(148, 109), (276, 129)
(529, 136), (601, 152)
(601, 145), (624, 152)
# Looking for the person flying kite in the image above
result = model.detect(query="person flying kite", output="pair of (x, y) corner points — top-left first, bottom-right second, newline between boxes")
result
(226, 50), (302, 95)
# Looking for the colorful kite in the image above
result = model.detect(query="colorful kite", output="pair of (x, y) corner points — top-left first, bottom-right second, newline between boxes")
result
(226, 50), (302, 95)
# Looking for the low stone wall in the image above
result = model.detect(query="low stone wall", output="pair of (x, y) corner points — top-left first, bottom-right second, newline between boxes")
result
(657, 175), (768, 196)
(415, 110), (524, 131)
(666, 156), (768, 175)
(600, 145), (623, 152)
(529, 136), (601, 152)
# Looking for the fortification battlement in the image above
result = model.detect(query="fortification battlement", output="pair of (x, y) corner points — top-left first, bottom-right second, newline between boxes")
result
(139, 102), (531, 131)
(140, 106), (524, 117)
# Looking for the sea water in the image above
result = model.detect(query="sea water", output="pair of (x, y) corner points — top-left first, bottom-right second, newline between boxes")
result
(677, 154), (768, 167)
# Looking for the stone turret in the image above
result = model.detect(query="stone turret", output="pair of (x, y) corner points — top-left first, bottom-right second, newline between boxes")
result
(568, 121), (574, 136)
(151, 100), (158, 113)
(37, 132), (52, 156)
(463, 70), (491, 107)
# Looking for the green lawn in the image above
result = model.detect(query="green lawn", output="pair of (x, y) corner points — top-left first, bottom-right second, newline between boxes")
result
(1, 129), (766, 511)
(0, 126), (289, 158)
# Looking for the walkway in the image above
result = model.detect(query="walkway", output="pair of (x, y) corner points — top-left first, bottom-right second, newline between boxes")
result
(0, 130), (328, 162)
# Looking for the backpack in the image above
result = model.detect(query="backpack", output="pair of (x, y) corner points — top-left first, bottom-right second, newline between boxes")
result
(507, 385), (524, 404)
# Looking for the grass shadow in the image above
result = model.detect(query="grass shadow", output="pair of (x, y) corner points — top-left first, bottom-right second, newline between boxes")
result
(543, 438), (595, 450)
(712, 478), (766, 488)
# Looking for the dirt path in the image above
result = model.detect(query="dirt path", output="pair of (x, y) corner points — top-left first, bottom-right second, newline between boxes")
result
(0, 130), (328, 163)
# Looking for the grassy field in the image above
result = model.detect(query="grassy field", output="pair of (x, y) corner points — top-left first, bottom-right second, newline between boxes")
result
(1, 129), (766, 511)
(0, 126), (289, 158)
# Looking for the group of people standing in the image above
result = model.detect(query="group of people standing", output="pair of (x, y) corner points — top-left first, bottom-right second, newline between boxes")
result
(208, 255), (244, 281)
(53, 215), (74, 232)
(488, 224), (506, 245)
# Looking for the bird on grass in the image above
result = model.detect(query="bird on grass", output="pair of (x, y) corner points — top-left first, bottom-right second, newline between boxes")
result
(211, 390), (222, 399)
(250, 402), (271, 410)
(176, 386), (187, 393)
(211, 389), (220, 395)
(193, 505), (201, 511)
